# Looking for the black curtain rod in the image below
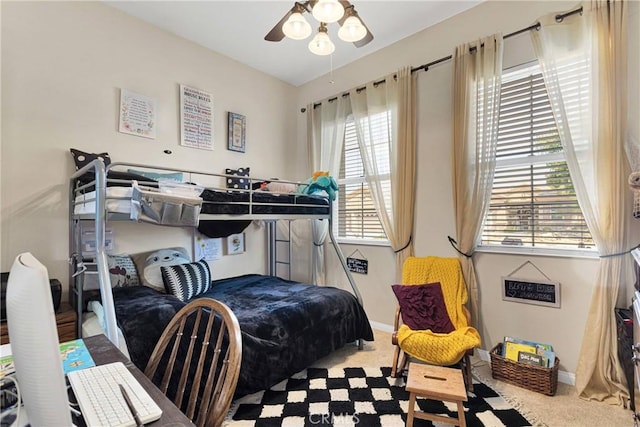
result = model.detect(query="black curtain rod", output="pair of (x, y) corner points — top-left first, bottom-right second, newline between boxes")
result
(302, 6), (583, 113)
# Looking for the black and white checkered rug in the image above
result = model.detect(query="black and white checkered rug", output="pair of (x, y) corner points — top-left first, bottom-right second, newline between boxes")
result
(225, 366), (533, 426)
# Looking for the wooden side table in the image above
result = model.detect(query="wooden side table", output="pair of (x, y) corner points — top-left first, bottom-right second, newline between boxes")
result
(0, 303), (77, 344)
(405, 362), (468, 427)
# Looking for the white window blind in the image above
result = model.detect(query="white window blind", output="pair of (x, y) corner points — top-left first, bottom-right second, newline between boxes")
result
(481, 64), (594, 251)
(337, 115), (388, 241)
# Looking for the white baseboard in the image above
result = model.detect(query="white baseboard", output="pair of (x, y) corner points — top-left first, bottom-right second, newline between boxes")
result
(557, 370), (576, 386)
(476, 348), (575, 386)
(369, 321), (394, 333)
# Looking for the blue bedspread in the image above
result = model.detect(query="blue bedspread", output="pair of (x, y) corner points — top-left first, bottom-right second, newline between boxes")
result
(112, 274), (374, 397)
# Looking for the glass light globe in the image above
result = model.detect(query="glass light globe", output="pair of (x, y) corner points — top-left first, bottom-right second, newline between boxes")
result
(337, 16), (366, 42)
(308, 31), (335, 56)
(282, 12), (312, 40)
(312, 0), (345, 24)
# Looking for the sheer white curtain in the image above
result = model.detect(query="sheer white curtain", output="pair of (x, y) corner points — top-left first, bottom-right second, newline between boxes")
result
(451, 34), (503, 327)
(349, 67), (417, 280)
(306, 97), (349, 284)
(532, 0), (631, 405)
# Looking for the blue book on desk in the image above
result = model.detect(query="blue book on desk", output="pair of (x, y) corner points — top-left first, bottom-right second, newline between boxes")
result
(59, 339), (96, 374)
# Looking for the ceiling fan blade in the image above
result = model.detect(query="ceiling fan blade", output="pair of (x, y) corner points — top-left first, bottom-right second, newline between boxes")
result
(353, 21), (373, 48)
(337, 1), (373, 48)
(264, 8), (294, 42)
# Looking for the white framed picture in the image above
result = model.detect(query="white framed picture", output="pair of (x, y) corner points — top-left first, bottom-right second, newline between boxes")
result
(179, 84), (213, 150)
(119, 89), (156, 139)
(226, 233), (245, 255)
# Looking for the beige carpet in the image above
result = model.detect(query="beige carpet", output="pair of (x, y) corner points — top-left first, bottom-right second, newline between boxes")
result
(311, 329), (633, 427)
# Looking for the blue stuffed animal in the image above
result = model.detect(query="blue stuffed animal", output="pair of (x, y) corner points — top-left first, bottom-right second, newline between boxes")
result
(303, 171), (338, 201)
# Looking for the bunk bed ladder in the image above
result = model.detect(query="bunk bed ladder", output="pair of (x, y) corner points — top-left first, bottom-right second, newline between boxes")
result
(267, 220), (292, 280)
(267, 221), (276, 276)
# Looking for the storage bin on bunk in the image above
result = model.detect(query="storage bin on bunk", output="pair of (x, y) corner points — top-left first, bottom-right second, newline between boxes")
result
(131, 181), (203, 226)
(490, 343), (559, 396)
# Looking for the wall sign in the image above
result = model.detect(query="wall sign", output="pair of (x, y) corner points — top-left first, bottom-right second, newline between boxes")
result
(501, 276), (561, 308)
(194, 232), (222, 261)
(119, 89), (156, 139)
(180, 84), (213, 150)
(347, 257), (368, 274)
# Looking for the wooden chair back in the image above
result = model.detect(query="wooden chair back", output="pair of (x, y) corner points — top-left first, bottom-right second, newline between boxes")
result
(144, 298), (242, 427)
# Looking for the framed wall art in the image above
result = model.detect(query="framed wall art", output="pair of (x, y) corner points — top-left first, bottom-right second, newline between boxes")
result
(180, 84), (213, 150)
(119, 89), (156, 139)
(228, 112), (246, 153)
(226, 233), (245, 255)
(194, 232), (222, 261)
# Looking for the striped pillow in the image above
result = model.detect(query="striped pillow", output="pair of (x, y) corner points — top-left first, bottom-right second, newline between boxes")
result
(161, 259), (211, 301)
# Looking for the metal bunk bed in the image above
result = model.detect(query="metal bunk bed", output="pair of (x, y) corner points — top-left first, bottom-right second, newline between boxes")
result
(68, 159), (364, 348)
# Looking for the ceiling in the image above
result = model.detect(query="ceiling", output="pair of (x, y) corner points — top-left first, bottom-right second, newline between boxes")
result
(106, 1), (483, 87)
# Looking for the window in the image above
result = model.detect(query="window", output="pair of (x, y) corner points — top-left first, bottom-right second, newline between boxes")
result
(336, 114), (389, 243)
(480, 63), (594, 252)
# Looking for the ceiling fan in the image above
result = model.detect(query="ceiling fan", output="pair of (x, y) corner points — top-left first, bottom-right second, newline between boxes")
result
(265, 0), (374, 55)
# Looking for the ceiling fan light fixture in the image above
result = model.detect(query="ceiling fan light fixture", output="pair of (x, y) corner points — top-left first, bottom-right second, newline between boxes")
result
(282, 12), (312, 40)
(266, 1), (373, 52)
(308, 28), (335, 56)
(338, 15), (366, 42)
(311, 0), (345, 24)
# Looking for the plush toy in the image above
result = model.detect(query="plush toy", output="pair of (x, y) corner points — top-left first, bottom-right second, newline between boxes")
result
(303, 171), (338, 201)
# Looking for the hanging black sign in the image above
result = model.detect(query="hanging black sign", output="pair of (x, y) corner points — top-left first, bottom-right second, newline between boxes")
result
(501, 277), (561, 308)
(347, 257), (368, 274)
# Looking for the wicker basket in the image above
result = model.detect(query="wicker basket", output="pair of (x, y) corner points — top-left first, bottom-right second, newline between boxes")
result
(490, 343), (559, 396)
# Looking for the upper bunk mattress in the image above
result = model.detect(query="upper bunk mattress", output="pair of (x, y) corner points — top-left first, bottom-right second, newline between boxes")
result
(73, 179), (330, 217)
(199, 189), (330, 215)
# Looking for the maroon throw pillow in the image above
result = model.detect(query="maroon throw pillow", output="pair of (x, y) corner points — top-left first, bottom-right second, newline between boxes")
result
(391, 282), (455, 334)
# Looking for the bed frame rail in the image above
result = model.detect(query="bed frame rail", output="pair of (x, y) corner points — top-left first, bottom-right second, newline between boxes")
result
(69, 159), (120, 345)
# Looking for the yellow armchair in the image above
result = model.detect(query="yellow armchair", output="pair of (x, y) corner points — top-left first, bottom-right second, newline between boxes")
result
(391, 256), (481, 391)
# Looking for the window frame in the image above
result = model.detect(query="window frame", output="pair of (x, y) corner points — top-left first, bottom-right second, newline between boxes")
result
(334, 114), (390, 246)
(476, 62), (597, 258)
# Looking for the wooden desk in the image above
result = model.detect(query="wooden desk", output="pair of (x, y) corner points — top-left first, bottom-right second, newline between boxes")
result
(83, 334), (194, 426)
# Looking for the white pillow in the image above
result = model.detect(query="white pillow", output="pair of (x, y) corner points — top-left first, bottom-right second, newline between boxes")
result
(266, 182), (298, 195)
(131, 247), (191, 293)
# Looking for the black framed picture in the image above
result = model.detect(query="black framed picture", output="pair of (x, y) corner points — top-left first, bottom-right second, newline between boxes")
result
(228, 112), (246, 153)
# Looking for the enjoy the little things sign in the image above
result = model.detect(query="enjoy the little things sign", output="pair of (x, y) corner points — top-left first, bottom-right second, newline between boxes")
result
(501, 277), (560, 308)
(347, 257), (368, 274)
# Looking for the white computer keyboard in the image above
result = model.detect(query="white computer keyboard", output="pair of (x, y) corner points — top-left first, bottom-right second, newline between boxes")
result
(68, 361), (163, 427)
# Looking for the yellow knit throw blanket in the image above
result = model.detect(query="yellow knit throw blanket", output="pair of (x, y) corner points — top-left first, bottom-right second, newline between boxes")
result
(397, 256), (482, 365)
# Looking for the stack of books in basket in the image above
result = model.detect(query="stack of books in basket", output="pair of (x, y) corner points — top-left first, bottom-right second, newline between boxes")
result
(490, 335), (559, 396)
(501, 336), (555, 368)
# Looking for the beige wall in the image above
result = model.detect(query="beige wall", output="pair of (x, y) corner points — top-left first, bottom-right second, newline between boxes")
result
(297, 0), (640, 377)
(1, 2), (298, 294)
(2, 0), (638, 379)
